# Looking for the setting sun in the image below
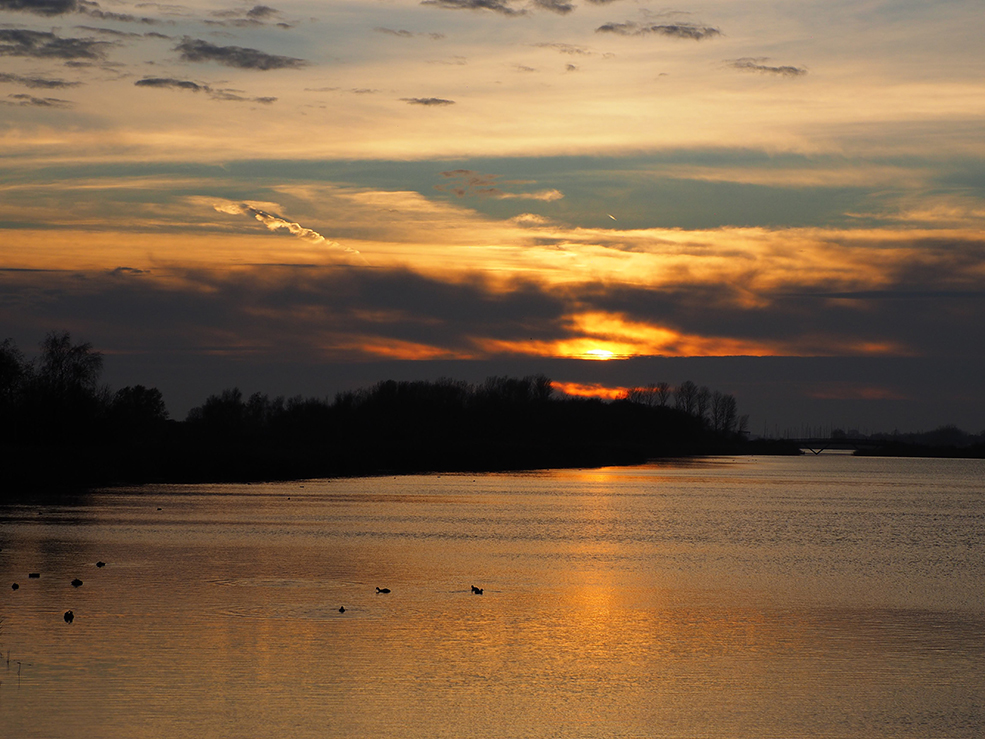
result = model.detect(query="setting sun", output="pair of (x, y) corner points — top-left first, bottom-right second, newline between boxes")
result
(584, 349), (617, 360)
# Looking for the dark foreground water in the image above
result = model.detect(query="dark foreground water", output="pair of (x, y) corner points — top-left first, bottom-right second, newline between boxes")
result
(2, 455), (984, 738)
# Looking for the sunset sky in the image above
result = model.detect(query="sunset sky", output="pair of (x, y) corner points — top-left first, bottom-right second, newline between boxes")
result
(1, 0), (983, 433)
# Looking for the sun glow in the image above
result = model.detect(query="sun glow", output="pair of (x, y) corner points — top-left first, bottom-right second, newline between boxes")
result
(584, 349), (616, 360)
(552, 382), (629, 400)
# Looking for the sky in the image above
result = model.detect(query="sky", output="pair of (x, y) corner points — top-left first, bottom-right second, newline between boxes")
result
(1, 0), (983, 434)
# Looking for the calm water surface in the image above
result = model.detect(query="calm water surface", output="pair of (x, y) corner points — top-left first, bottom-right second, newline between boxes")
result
(2, 455), (984, 738)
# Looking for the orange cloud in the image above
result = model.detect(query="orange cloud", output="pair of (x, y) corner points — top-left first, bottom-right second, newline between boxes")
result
(551, 381), (629, 400)
(477, 311), (781, 359)
(337, 337), (475, 361)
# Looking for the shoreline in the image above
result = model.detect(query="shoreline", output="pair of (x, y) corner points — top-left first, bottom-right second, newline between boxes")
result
(5, 437), (981, 501)
(2, 437), (799, 497)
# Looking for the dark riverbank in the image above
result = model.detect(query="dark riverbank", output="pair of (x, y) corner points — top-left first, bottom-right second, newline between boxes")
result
(3, 344), (787, 495)
(853, 442), (985, 459)
(1, 391), (799, 495)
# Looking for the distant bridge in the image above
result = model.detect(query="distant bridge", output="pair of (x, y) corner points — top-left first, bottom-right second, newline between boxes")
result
(787, 437), (882, 455)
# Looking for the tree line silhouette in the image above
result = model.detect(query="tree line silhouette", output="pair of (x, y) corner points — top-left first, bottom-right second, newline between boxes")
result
(1, 333), (168, 444)
(1, 331), (790, 493)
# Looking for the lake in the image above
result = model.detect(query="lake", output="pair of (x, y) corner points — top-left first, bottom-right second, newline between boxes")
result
(2, 454), (984, 738)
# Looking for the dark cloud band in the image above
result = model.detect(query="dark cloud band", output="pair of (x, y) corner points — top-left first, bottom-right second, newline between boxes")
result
(77, 0), (159, 23)
(536, 42), (591, 55)
(4, 92), (72, 106)
(0, 72), (80, 88)
(596, 22), (721, 40)
(728, 57), (807, 77)
(421, 0), (524, 17)
(402, 97), (455, 105)
(174, 37), (306, 70)
(246, 4), (277, 19)
(532, 0), (573, 14)
(136, 77), (205, 91)
(0, 0), (76, 15)
(135, 76), (277, 103)
(0, 29), (109, 60)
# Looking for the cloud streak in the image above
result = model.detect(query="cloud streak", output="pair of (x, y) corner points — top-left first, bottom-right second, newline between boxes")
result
(727, 57), (807, 77)
(402, 97), (455, 106)
(435, 169), (563, 200)
(213, 201), (358, 253)
(207, 3), (292, 28)
(535, 42), (592, 55)
(0, 0), (76, 15)
(77, 0), (160, 23)
(3, 92), (72, 107)
(421, 0), (525, 17)
(174, 38), (306, 70)
(0, 29), (111, 60)
(532, 0), (573, 15)
(136, 77), (206, 92)
(374, 27), (444, 40)
(0, 72), (80, 88)
(596, 22), (721, 39)
(135, 77), (276, 103)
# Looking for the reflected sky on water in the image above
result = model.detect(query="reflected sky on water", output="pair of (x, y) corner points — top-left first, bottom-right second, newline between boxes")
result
(2, 455), (984, 738)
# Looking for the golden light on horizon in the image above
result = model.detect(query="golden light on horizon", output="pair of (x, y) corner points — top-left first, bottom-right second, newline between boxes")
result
(552, 382), (629, 401)
(584, 349), (617, 360)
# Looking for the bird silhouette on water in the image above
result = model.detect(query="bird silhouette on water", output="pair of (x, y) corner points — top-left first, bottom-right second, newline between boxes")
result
(29, 573), (40, 579)
(339, 606), (345, 613)
(64, 610), (74, 623)
(71, 578), (83, 587)
(11, 583), (18, 590)
(376, 587), (390, 594)
(471, 585), (484, 595)
(96, 561), (106, 568)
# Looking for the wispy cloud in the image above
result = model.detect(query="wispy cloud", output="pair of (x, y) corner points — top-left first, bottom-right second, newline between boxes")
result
(174, 37), (306, 70)
(375, 27), (446, 40)
(532, 0), (573, 15)
(421, 0), (524, 17)
(213, 201), (359, 253)
(435, 170), (563, 200)
(136, 77), (206, 92)
(210, 90), (277, 103)
(77, 0), (159, 24)
(375, 27), (414, 38)
(207, 3), (292, 28)
(245, 4), (277, 20)
(3, 92), (73, 107)
(0, 0), (76, 15)
(0, 72), (80, 88)
(497, 189), (563, 201)
(727, 57), (807, 77)
(596, 22), (721, 40)
(0, 29), (111, 60)
(535, 42), (592, 56)
(73, 25), (141, 38)
(135, 77), (276, 103)
(402, 96), (455, 105)
(427, 56), (467, 65)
